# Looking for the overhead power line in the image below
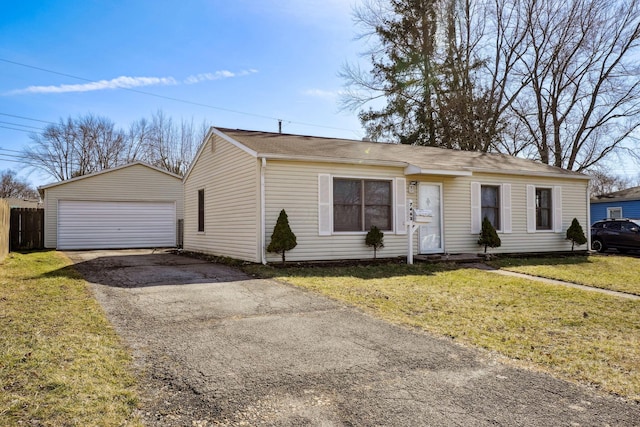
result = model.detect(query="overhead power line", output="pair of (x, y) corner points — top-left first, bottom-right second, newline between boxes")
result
(0, 112), (57, 125)
(0, 57), (361, 135)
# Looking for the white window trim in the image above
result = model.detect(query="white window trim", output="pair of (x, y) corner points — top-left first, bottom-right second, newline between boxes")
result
(526, 185), (562, 233)
(471, 182), (511, 234)
(318, 174), (406, 236)
(607, 207), (623, 219)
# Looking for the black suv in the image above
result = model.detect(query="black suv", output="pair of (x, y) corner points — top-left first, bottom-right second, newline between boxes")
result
(591, 218), (640, 253)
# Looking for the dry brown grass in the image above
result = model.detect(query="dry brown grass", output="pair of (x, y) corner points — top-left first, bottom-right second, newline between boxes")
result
(0, 251), (141, 426)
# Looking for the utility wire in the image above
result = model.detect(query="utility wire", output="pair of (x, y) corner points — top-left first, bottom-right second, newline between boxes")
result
(0, 112), (57, 125)
(0, 57), (361, 135)
(0, 121), (43, 130)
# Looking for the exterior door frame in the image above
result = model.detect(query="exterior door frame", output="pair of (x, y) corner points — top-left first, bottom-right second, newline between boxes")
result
(418, 182), (444, 254)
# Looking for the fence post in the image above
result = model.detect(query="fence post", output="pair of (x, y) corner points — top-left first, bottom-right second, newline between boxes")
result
(0, 200), (9, 261)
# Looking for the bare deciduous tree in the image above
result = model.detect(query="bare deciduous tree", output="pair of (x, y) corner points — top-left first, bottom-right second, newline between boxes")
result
(24, 111), (210, 181)
(343, 0), (640, 172)
(0, 170), (39, 199)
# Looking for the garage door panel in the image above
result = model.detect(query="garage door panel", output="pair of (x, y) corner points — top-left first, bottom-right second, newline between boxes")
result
(58, 201), (176, 249)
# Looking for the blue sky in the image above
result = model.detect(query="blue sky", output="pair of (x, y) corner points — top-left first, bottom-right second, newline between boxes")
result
(0, 0), (368, 187)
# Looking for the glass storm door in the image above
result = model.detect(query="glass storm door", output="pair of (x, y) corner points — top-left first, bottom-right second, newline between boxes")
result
(418, 183), (443, 253)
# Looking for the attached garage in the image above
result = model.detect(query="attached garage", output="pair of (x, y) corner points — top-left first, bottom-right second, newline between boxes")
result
(41, 162), (183, 250)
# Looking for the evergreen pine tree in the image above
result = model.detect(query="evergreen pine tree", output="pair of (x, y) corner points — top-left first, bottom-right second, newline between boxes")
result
(267, 209), (297, 265)
(477, 216), (501, 253)
(566, 218), (587, 251)
(365, 226), (384, 259)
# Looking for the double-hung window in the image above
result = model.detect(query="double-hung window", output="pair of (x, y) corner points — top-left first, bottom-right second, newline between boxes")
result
(471, 182), (511, 234)
(481, 185), (501, 230)
(333, 178), (392, 232)
(535, 188), (552, 230)
(526, 185), (562, 233)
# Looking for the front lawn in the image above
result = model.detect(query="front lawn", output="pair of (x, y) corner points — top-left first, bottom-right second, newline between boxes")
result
(490, 255), (640, 296)
(0, 251), (140, 426)
(246, 262), (640, 401)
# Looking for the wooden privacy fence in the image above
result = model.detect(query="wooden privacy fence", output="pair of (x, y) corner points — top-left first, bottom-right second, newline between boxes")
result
(10, 208), (44, 251)
(0, 200), (9, 261)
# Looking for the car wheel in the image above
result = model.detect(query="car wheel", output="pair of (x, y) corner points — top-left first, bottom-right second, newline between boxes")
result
(592, 239), (606, 252)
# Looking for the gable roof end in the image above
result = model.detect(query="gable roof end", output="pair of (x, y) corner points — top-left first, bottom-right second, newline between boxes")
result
(38, 161), (182, 191)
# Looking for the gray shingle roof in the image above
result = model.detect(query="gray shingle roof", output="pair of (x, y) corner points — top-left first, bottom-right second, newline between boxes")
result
(214, 128), (588, 180)
(591, 185), (640, 203)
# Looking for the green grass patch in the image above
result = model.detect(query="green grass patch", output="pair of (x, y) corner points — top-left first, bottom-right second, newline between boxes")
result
(245, 262), (640, 401)
(490, 255), (640, 296)
(0, 251), (140, 426)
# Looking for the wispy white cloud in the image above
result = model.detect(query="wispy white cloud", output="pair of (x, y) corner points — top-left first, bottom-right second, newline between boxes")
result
(7, 69), (259, 95)
(302, 88), (343, 100)
(8, 76), (178, 95)
(184, 69), (258, 84)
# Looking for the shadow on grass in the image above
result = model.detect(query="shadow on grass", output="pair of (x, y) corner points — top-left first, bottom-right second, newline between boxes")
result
(243, 261), (459, 280)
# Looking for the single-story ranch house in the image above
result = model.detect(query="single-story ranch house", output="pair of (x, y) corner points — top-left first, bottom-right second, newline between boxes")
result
(41, 162), (183, 250)
(591, 186), (640, 221)
(183, 127), (591, 263)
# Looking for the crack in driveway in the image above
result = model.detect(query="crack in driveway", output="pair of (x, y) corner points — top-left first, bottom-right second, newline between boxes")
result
(66, 249), (640, 426)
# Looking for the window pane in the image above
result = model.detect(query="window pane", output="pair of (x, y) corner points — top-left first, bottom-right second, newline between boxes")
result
(334, 179), (361, 204)
(365, 205), (392, 230)
(481, 185), (500, 230)
(536, 188), (552, 230)
(481, 186), (498, 208)
(364, 181), (391, 204)
(197, 189), (205, 232)
(333, 179), (362, 232)
(334, 205), (361, 231)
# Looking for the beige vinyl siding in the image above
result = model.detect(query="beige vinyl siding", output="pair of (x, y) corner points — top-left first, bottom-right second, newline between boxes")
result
(265, 161), (408, 262)
(407, 173), (588, 254)
(265, 163), (588, 262)
(183, 135), (260, 262)
(43, 164), (183, 249)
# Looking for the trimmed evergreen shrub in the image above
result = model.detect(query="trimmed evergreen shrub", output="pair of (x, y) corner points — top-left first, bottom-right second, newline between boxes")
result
(566, 218), (587, 251)
(267, 209), (297, 265)
(478, 216), (501, 253)
(365, 225), (384, 259)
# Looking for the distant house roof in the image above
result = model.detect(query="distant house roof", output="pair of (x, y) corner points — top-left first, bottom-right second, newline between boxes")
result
(38, 161), (182, 191)
(2, 197), (42, 209)
(591, 185), (640, 203)
(201, 127), (588, 180)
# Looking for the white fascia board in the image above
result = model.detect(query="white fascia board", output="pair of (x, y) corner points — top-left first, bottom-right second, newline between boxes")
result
(38, 161), (181, 191)
(259, 153), (408, 168)
(468, 167), (590, 180)
(404, 164), (473, 176)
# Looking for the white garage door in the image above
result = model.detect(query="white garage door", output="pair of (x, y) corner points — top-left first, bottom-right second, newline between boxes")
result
(58, 200), (176, 249)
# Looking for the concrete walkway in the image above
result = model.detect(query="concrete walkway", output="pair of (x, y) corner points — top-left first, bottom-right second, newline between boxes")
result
(484, 268), (640, 300)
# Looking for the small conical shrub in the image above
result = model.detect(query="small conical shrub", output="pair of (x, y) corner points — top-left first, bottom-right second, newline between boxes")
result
(365, 226), (384, 259)
(267, 209), (297, 265)
(477, 216), (501, 253)
(566, 218), (587, 251)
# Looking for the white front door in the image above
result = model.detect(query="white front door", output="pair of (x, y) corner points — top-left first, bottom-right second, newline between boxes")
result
(418, 183), (443, 253)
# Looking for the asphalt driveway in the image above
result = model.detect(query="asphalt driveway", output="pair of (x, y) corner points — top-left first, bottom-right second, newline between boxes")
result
(67, 249), (640, 426)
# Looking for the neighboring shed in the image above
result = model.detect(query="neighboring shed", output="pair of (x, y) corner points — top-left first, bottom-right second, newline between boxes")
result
(183, 128), (591, 264)
(40, 162), (183, 250)
(591, 186), (640, 221)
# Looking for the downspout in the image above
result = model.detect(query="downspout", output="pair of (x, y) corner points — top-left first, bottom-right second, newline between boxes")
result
(260, 157), (267, 264)
(586, 183), (591, 251)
